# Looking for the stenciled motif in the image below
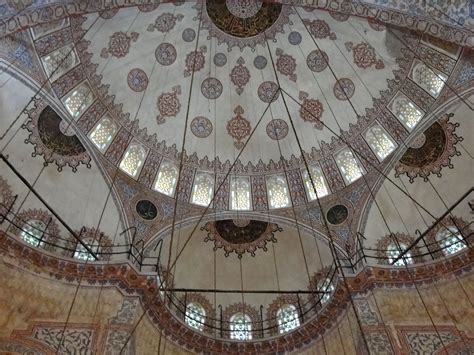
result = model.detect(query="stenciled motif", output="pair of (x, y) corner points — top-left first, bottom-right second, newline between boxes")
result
(100, 31), (139, 59)
(299, 91), (324, 129)
(345, 42), (385, 70)
(184, 46), (207, 77)
(191, 116), (213, 138)
(99, 9), (118, 19)
(147, 12), (183, 32)
(307, 49), (329, 72)
(201, 219), (282, 258)
(288, 31), (302, 45)
(253, 55), (267, 69)
(275, 48), (297, 82)
(333, 78), (355, 100)
(303, 19), (337, 40)
(182, 28), (196, 42)
(258, 81), (280, 103)
(201, 77), (223, 99)
(156, 86), (181, 124)
(266, 119), (289, 140)
(213, 53), (227, 67)
(230, 57), (250, 95)
(329, 10), (350, 22)
(127, 68), (148, 92)
(395, 114), (462, 182)
(227, 105), (251, 149)
(155, 42), (177, 66)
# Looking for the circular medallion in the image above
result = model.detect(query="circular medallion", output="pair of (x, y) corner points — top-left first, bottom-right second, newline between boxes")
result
(409, 133), (426, 149)
(58, 120), (76, 136)
(326, 205), (348, 225)
(155, 43), (177, 66)
(127, 68), (148, 92)
(266, 119), (288, 140)
(213, 53), (227, 67)
(191, 116), (213, 138)
(258, 81), (280, 103)
(226, 0), (263, 18)
(216, 219), (269, 244)
(333, 78), (355, 101)
(136, 200), (158, 220)
(201, 77), (223, 99)
(182, 28), (196, 42)
(288, 31), (302, 45)
(307, 50), (329, 72)
(253, 55), (267, 69)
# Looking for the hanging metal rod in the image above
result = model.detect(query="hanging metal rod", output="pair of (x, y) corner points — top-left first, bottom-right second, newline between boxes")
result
(160, 287), (328, 294)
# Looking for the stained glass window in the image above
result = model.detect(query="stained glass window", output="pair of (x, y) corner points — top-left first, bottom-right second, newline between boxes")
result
(317, 278), (335, 304)
(191, 173), (214, 206)
(88, 115), (118, 152)
(364, 123), (397, 161)
(21, 220), (46, 247)
(154, 161), (178, 197)
(230, 313), (252, 340)
(302, 164), (329, 201)
(74, 239), (98, 261)
(277, 304), (300, 334)
(41, 44), (77, 81)
(230, 176), (251, 210)
(412, 62), (446, 97)
(266, 175), (291, 209)
(391, 95), (424, 131)
(436, 226), (466, 255)
(185, 303), (206, 331)
(335, 149), (363, 185)
(387, 243), (413, 266)
(119, 143), (146, 178)
(62, 82), (95, 119)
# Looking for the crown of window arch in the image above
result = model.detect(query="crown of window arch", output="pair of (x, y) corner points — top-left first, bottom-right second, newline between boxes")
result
(191, 173), (214, 206)
(387, 242), (413, 266)
(230, 313), (252, 340)
(316, 278), (335, 304)
(277, 304), (300, 334)
(119, 143), (147, 178)
(436, 226), (466, 255)
(185, 302), (206, 331)
(154, 161), (178, 197)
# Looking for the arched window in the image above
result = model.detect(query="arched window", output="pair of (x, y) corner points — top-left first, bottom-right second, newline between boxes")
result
(185, 302), (206, 331)
(412, 62), (446, 97)
(266, 175), (291, 209)
(317, 278), (335, 304)
(391, 95), (424, 131)
(364, 123), (396, 161)
(387, 243), (413, 266)
(62, 82), (95, 118)
(230, 313), (252, 340)
(21, 220), (46, 247)
(191, 173), (214, 206)
(154, 161), (178, 197)
(277, 304), (300, 334)
(88, 116), (118, 152)
(230, 176), (251, 210)
(119, 143), (146, 178)
(335, 149), (363, 185)
(74, 239), (98, 261)
(436, 226), (466, 255)
(302, 164), (329, 201)
(41, 44), (78, 81)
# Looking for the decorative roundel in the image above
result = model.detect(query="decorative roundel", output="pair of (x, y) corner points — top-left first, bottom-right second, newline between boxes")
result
(253, 55), (267, 70)
(225, 0), (263, 19)
(326, 204), (348, 225)
(258, 81), (280, 103)
(201, 77), (223, 99)
(288, 31), (302, 45)
(333, 78), (355, 101)
(191, 116), (213, 138)
(127, 68), (148, 92)
(136, 200), (158, 220)
(58, 120), (76, 136)
(306, 49), (329, 72)
(409, 133), (427, 149)
(329, 11), (350, 22)
(155, 43), (177, 66)
(182, 28), (196, 42)
(266, 119), (289, 140)
(213, 53), (227, 67)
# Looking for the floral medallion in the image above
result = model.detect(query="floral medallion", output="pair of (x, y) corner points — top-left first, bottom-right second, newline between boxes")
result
(299, 91), (324, 130)
(184, 46), (206, 77)
(395, 114), (462, 182)
(288, 31), (302, 45)
(367, 17), (386, 31)
(191, 116), (213, 138)
(100, 31), (139, 59)
(345, 42), (385, 70)
(333, 78), (355, 101)
(155, 43), (177, 66)
(253, 55), (267, 69)
(201, 219), (282, 257)
(226, 0), (262, 18)
(156, 86), (181, 124)
(329, 10), (350, 22)
(213, 52), (227, 67)
(227, 105), (251, 149)
(230, 57), (250, 95)
(266, 119), (289, 140)
(275, 48), (297, 82)
(303, 19), (337, 40)
(258, 81), (280, 103)
(306, 49), (329, 72)
(147, 13), (183, 32)
(182, 28), (196, 42)
(201, 77), (223, 99)
(127, 68), (148, 92)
